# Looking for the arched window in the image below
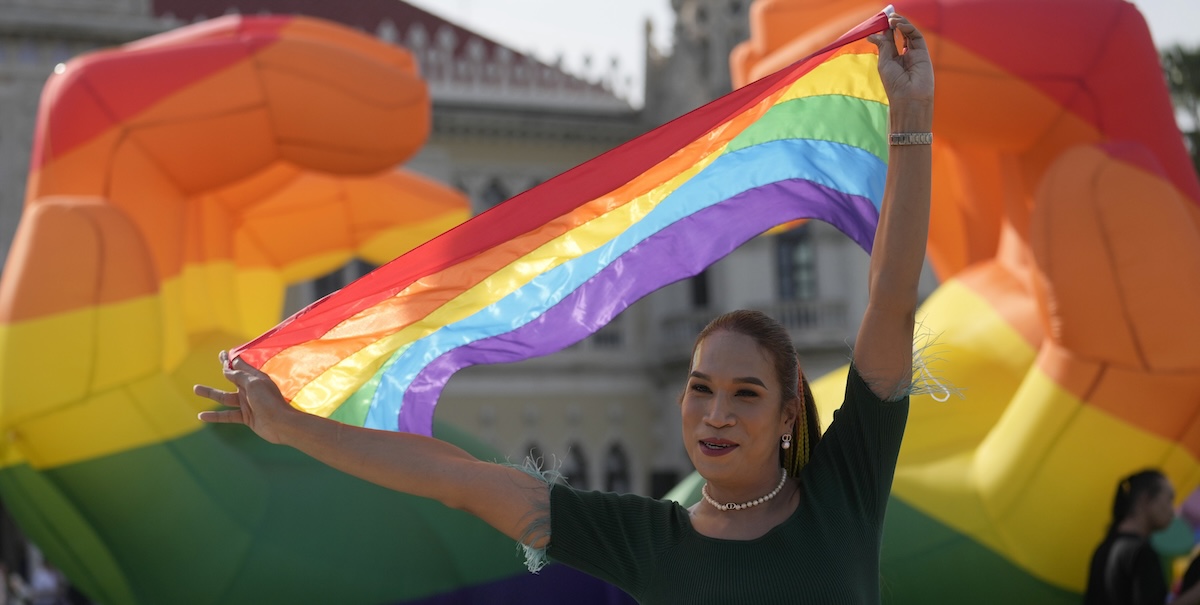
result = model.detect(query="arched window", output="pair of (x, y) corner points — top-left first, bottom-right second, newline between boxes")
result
(481, 177), (509, 209)
(605, 443), (632, 494)
(376, 19), (399, 45)
(560, 443), (589, 490)
(690, 270), (710, 309)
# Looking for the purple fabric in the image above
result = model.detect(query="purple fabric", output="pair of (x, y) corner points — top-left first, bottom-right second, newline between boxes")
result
(395, 563), (636, 604)
(397, 179), (878, 433)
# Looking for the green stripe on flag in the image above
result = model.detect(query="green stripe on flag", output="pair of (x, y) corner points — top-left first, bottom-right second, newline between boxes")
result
(727, 95), (889, 162)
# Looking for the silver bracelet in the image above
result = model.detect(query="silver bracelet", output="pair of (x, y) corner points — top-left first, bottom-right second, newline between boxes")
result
(889, 132), (933, 146)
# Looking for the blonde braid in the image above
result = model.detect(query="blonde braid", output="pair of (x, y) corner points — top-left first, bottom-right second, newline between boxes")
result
(784, 371), (811, 476)
(782, 367), (820, 475)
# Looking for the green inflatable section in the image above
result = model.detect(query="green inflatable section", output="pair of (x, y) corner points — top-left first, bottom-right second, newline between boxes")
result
(0, 422), (526, 605)
(879, 499), (1079, 603)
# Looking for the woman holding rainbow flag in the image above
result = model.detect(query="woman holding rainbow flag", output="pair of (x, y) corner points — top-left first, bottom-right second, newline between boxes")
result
(195, 10), (932, 603)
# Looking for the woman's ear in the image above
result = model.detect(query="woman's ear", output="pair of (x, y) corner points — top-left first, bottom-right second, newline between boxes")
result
(1133, 490), (1155, 512)
(781, 396), (801, 426)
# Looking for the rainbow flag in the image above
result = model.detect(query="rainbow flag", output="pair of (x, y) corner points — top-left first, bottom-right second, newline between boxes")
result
(234, 10), (892, 434)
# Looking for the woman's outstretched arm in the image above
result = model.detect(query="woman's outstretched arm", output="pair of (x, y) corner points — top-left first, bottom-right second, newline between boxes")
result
(194, 351), (549, 547)
(854, 14), (935, 398)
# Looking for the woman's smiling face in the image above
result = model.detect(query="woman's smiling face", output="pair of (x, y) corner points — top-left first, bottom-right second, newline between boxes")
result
(681, 330), (796, 489)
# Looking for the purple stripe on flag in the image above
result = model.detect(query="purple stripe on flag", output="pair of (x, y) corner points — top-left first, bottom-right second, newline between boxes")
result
(397, 178), (880, 434)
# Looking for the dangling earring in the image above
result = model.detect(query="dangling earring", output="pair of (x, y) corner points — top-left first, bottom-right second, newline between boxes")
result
(781, 433), (792, 450)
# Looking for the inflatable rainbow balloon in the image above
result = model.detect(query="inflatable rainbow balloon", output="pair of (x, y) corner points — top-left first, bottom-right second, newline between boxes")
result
(709, 0), (1200, 602)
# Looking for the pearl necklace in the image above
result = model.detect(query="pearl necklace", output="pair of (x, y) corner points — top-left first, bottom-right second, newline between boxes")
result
(702, 468), (788, 511)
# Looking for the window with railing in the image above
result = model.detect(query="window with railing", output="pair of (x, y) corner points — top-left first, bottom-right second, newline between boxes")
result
(776, 224), (816, 301)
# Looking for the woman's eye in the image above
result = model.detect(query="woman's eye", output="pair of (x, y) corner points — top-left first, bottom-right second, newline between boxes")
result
(690, 384), (711, 393)
(736, 389), (759, 397)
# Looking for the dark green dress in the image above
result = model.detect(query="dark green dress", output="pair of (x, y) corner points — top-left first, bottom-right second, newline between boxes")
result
(547, 365), (909, 604)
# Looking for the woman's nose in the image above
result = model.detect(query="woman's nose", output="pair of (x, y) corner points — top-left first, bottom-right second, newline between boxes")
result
(704, 392), (735, 427)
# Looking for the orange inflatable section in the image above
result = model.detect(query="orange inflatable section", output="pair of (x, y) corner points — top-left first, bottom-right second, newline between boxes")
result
(733, 0), (1200, 597)
(735, 0), (1199, 278)
(0, 14), (468, 469)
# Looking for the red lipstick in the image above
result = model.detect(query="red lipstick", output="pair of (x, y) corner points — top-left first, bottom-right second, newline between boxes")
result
(699, 439), (738, 457)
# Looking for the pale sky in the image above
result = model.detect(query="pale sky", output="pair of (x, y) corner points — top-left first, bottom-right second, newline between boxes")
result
(402, 0), (1200, 109)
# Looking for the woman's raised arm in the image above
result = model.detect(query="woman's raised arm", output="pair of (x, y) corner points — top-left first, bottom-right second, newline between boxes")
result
(853, 14), (935, 398)
(194, 352), (549, 547)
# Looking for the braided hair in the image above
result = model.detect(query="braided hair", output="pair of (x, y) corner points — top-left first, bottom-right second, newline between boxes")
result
(692, 310), (822, 476)
(1107, 469), (1167, 536)
(782, 371), (820, 476)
